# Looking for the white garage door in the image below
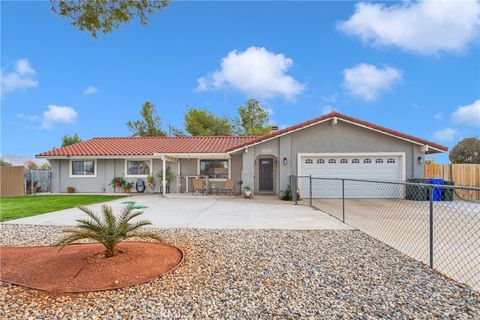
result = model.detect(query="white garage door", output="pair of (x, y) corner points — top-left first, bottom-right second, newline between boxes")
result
(298, 154), (403, 199)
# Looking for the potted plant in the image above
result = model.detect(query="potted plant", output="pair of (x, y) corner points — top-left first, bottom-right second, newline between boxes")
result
(156, 167), (174, 193)
(67, 186), (75, 193)
(242, 185), (253, 198)
(147, 175), (155, 187)
(110, 177), (125, 192)
(123, 182), (133, 193)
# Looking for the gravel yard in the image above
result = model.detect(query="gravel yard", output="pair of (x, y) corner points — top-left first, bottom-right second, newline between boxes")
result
(1, 224), (479, 319)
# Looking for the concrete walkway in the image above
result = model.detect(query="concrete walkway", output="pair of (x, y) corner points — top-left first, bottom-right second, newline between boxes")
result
(6, 195), (351, 230)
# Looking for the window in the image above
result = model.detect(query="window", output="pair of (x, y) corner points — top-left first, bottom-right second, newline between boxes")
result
(340, 159), (348, 164)
(305, 159), (313, 164)
(352, 158), (360, 164)
(375, 158), (384, 164)
(71, 160), (96, 177)
(126, 160), (151, 176)
(328, 159), (336, 164)
(387, 158), (396, 164)
(317, 159), (324, 164)
(364, 159), (372, 164)
(200, 160), (229, 179)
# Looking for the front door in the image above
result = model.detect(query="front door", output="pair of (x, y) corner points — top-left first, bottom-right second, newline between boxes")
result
(259, 158), (274, 192)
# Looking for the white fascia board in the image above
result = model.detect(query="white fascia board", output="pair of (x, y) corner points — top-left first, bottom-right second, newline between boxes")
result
(154, 153), (231, 159)
(228, 116), (445, 154)
(227, 118), (333, 154)
(337, 118), (445, 153)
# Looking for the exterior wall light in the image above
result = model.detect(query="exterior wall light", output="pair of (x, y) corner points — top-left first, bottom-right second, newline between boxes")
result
(283, 157), (288, 165)
(418, 157), (424, 165)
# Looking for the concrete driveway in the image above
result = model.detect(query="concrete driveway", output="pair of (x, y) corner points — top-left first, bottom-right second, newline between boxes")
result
(6, 195), (351, 230)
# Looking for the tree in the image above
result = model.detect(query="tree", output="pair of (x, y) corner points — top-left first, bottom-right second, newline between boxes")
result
(62, 133), (82, 147)
(24, 161), (38, 170)
(0, 159), (11, 166)
(449, 137), (480, 164)
(50, 0), (169, 39)
(40, 162), (52, 170)
(57, 204), (162, 257)
(127, 101), (166, 137)
(184, 108), (233, 136)
(235, 99), (271, 136)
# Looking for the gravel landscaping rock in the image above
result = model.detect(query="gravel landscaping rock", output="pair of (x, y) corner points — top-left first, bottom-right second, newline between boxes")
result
(1, 224), (479, 319)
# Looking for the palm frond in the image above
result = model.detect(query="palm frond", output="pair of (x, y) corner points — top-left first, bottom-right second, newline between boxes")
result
(126, 220), (153, 233)
(77, 205), (103, 225)
(56, 203), (161, 257)
(56, 231), (104, 250)
(74, 218), (104, 233)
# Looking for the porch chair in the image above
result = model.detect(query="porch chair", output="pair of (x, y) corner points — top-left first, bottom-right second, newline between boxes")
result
(193, 178), (207, 196)
(220, 179), (235, 196)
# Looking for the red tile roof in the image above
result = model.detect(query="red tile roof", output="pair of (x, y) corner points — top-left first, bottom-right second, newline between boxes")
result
(37, 112), (448, 157)
(226, 112), (448, 153)
(37, 136), (259, 157)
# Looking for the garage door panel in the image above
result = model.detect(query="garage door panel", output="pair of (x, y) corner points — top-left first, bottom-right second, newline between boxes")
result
(299, 155), (402, 199)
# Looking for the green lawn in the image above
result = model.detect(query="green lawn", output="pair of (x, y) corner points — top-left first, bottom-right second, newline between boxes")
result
(0, 195), (126, 222)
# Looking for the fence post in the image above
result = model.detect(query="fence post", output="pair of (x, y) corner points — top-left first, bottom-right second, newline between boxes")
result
(30, 170), (34, 195)
(290, 175), (297, 205)
(309, 175), (312, 206)
(428, 185), (434, 268)
(342, 179), (345, 223)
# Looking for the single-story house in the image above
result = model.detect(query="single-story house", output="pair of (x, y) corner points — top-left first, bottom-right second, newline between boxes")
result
(37, 112), (447, 198)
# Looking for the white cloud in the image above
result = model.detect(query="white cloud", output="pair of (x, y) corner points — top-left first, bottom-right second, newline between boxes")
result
(83, 86), (98, 95)
(196, 46), (305, 100)
(16, 113), (39, 122)
(433, 128), (458, 142)
(338, 0), (480, 55)
(1, 59), (38, 97)
(434, 113), (443, 120)
(41, 105), (78, 129)
(452, 99), (480, 127)
(342, 64), (402, 101)
(321, 105), (336, 114)
(322, 93), (338, 104)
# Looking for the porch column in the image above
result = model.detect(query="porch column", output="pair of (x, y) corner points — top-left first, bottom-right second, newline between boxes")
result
(162, 158), (166, 197)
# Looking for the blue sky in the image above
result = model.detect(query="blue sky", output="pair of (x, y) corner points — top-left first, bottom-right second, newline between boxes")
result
(1, 1), (479, 164)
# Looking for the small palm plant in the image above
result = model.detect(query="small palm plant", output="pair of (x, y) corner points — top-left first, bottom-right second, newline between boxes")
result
(56, 204), (162, 258)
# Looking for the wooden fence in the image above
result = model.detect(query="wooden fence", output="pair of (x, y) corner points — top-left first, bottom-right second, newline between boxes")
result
(0, 166), (24, 197)
(425, 163), (480, 200)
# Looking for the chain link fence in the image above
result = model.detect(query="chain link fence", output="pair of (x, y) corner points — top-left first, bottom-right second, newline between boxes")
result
(291, 175), (480, 290)
(24, 169), (51, 194)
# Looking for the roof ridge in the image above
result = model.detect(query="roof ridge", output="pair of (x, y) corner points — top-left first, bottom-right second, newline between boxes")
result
(90, 135), (260, 140)
(226, 111), (448, 152)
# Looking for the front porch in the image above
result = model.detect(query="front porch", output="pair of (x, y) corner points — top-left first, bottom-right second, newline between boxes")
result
(151, 153), (244, 196)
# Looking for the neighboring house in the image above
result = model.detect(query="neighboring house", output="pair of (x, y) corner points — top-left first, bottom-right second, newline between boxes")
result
(37, 112), (447, 198)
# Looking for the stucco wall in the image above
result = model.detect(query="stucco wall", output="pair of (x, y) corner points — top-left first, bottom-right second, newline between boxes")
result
(53, 158), (181, 193)
(55, 159), (108, 193)
(239, 139), (280, 194)
(241, 119), (426, 195)
(231, 154), (243, 194)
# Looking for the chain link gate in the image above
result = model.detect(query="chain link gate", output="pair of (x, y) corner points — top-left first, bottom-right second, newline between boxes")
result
(291, 175), (480, 290)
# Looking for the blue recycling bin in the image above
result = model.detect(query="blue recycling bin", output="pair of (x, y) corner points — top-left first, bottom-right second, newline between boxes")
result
(429, 178), (444, 201)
